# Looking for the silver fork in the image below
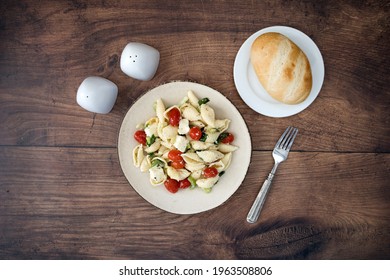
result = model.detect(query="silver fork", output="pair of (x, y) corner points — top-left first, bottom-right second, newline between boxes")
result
(247, 126), (299, 223)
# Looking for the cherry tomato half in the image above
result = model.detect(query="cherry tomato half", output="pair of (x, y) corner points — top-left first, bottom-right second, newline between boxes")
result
(203, 167), (218, 178)
(134, 130), (146, 145)
(171, 159), (185, 169)
(168, 150), (183, 161)
(179, 179), (191, 189)
(167, 108), (181, 126)
(189, 126), (202, 140)
(164, 178), (179, 193)
(221, 133), (234, 144)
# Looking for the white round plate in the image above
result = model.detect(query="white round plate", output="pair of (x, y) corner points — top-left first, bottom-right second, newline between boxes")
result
(118, 81), (252, 214)
(233, 26), (325, 118)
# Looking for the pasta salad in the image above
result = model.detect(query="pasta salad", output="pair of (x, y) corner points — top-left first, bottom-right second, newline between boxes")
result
(132, 90), (238, 193)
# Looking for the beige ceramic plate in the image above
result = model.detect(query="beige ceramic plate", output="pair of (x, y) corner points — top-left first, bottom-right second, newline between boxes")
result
(118, 81), (251, 214)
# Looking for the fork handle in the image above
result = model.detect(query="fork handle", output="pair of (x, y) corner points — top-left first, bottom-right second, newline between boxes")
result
(246, 173), (274, 223)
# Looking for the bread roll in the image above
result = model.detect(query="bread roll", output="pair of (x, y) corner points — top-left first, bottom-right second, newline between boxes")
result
(250, 32), (312, 104)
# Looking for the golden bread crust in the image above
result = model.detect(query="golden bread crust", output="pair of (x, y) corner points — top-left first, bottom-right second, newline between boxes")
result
(250, 32), (312, 104)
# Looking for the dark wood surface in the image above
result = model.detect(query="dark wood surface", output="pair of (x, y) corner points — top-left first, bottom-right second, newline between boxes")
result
(0, 0), (389, 259)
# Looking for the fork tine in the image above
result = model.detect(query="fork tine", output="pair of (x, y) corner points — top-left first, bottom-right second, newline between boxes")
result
(285, 127), (298, 151)
(279, 126), (294, 149)
(276, 126), (291, 148)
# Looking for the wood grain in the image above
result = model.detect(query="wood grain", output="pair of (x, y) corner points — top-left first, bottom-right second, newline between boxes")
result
(0, 147), (388, 259)
(0, 0), (389, 260)
(0, 0), (389, 151)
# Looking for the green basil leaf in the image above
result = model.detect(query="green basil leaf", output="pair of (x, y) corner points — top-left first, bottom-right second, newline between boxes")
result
(151, 159), (163, 168)
(146, 134), (156, 146)
(188, 176), (197, 189)
(199, 132), (207, 142)
(216, 132), (229, 144)
(198, 97), (210, 106)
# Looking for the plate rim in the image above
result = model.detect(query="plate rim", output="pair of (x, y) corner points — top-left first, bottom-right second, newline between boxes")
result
(117, 81), (252, 214)
(233, 25), (325, 118)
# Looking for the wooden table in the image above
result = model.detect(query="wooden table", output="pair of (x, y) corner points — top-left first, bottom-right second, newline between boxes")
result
(1, 0), (389, 260)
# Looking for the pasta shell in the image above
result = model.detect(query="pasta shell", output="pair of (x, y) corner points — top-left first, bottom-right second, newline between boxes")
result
(221, 152), (232, 171)
(204, 128), (220, 143)
(187, 90), (199, 108)
(144, 138), (161, 153)
(197, 176), (219, 189)
(151, 156), (167, 167)
(149, 166), (166, 186)
(217, 143), (239, 153)
(191, 169), (202, 180)
(156, 144), (169, 156)
(157, 121), (167, 141)
(181, 103), (201, 121)
(161, 149), (170, 160)
(132, 144), (145, 167)
(182, 152), (203, 164)
(179, 96), (189, 106)
(166, 166), (191, 181)
(161, 125), (178, 141)
(214, 119), (231, 133)
(209, 161), (225, 173)
(182, 152), (204, 172)
(185, 162), (205, 172)
(190, 141), (215, 151)
(161, 140), (174, 150)
(208, 145), (219, 150)
(144, 117), (159, 137)
(200, 104), (215, 127)
(145, 116), (159, 127)
(189, 120), (206, 129)
(140, 155), (151, 172)
(196, 150), (224, 163)
(155, 98), (166, 123)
